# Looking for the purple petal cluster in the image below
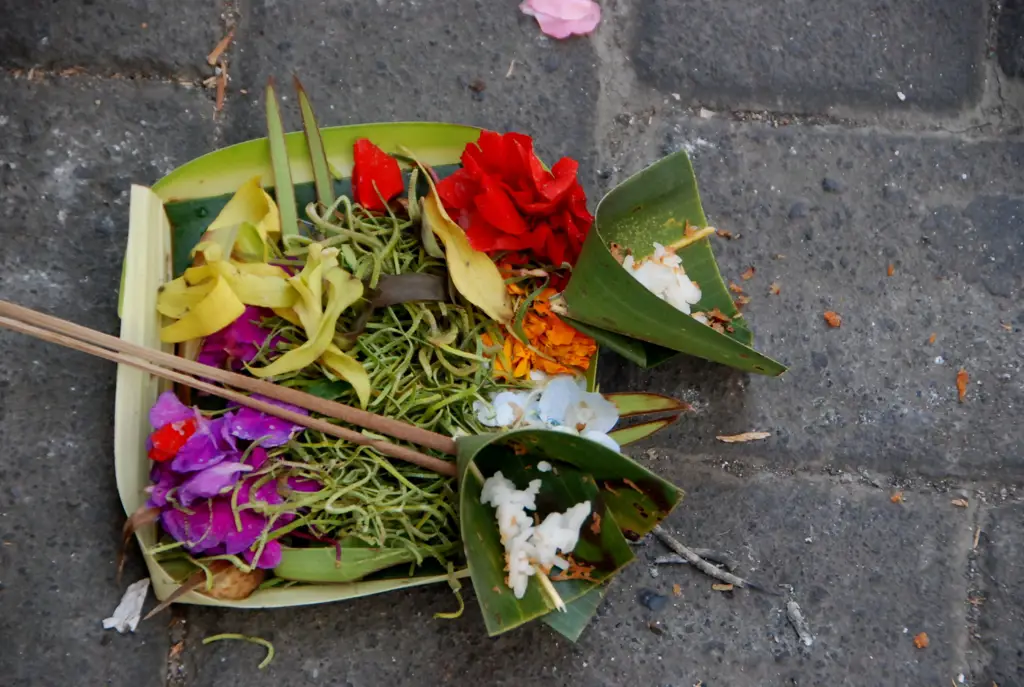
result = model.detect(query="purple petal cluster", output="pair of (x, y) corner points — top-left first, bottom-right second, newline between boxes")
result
(145, 390), (317, 569)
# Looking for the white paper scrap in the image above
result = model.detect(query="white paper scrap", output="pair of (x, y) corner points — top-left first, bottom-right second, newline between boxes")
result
(102, 578), (151, 634)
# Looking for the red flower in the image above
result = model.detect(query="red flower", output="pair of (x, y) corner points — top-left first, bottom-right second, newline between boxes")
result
(352, 139), (404, 212)
(148, 418), (198, 462)
(437, 131), (592, 269)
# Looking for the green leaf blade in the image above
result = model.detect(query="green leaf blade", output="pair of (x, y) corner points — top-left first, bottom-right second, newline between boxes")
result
(265, 79), (299, 238)
(541, 584), (606, 642)
(605, 391), (690, 417)
(608, 414), (681, 446)
(294, 77), (336, 210)
(273, 542), (419, 583)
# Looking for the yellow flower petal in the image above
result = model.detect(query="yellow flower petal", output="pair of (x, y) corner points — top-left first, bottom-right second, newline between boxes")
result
(159, 277), (245, 343)
(156, 276), (216, 318)
(321, 346), (371, 408)
(420, 189), (513, 324)
(201, 176), (282, 261)
(248, 258), (363, 379)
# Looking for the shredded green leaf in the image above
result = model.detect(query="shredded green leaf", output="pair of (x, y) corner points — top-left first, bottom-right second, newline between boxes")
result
(202, 633), (275, 670)
(434, 561), (465, 620)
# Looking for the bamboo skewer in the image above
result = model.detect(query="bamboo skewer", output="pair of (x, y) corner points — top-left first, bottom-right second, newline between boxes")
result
(0, 301), (458, 477)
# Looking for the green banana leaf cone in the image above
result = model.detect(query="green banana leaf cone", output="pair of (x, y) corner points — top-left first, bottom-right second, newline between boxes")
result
(562, 152), (787, 375)
(457, 429), (682, 639)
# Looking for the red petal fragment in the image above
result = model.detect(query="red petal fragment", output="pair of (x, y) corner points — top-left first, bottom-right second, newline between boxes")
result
(352, 139), (404, 212)
(475, 178), (531, 235)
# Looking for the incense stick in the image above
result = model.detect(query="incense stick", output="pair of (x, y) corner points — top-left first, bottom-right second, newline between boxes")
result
(0, 303), (458, 477)
(0, 300), (456, 455)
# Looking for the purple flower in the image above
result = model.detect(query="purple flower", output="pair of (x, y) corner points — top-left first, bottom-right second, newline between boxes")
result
(198, 306), (282, 372)
(228, 395), (307, 447)
(149, 391), (194, 428)
(172, 415), (237, 473)
(146, 461), (183, 508)
(177, 462), (255, 507)
(158, 477), (290, 569)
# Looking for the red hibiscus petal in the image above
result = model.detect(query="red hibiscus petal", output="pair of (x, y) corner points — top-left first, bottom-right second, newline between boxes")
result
(541, 158), (579, 201)
(436, 168), (477, 210)
(465, 218), (506, 252)
(352, 139), (404, 212)
(489, 233), (535, 252)
(474, 178), (530, 235)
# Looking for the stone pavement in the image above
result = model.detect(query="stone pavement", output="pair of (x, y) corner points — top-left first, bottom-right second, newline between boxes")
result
(0, 1), (1021, 685)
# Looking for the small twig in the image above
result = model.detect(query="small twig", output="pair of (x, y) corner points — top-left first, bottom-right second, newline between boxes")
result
(206, 29), (236, 66)
(654, 549), (739, 571)
(652, 525), (778, 594)
(786, 600), (814, 646)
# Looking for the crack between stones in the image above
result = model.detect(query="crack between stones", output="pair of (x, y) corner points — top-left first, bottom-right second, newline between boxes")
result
(164, 608), (188, 687)
(1, 64), (202, 87)
(211, 0), (244, 148)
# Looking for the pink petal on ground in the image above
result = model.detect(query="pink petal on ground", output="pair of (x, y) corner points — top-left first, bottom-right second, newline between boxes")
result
(520, 0), (601, 39)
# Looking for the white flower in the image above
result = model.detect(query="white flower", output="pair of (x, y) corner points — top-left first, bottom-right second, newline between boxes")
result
(474, 374), (621, 452)
(622, 242), (702, 315)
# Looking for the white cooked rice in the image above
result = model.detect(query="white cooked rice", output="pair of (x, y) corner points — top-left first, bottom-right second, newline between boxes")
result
(480, 471), (592, 599)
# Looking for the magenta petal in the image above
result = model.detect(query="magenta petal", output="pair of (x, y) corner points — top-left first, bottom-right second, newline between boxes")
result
(172, 417), (235, 472)
(244, 447), (269, 469)
(221, 510), (266, 556)
(177, 462), (254, 507)
(244, 540), (282, 569)
(163, 504), (221, 553)
(147, 463), (182, 508)
(149, 391), (193, 428)
(172, 434), (227, 473)
(228, 400), (306, 447)
(287, 477), (322, 493)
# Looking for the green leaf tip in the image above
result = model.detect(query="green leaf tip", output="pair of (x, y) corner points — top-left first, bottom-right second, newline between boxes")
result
(264, 77), (299, 238)
(294, 76), (336, 210)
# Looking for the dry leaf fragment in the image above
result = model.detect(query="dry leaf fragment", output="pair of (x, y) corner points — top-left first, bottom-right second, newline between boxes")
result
(672, 583), (682, 597)
(913, 632), (929, 649)
(734, 295), (751, 308)
(927, 333), (937, 345)
(169, 642), (184, 660)
(214, 61), (227, 113)
(956, 368), (968, 402)
(890, 491), (904, 504)
(728, 281), (745, 294)
(769, 282), (781, 295)
(207, 29), (236, 66)
(824, 311), (842, 328)
(716, 229), (734, 240)
(740, 266), (756, 281)
(708, 307), (732, 323)
(716, 431), (771, 443)
(951, 498), (969, 508)
(887, 263), (895, 277)
(1000, 322), (1013, 332)
(712, 583), (734, 592)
